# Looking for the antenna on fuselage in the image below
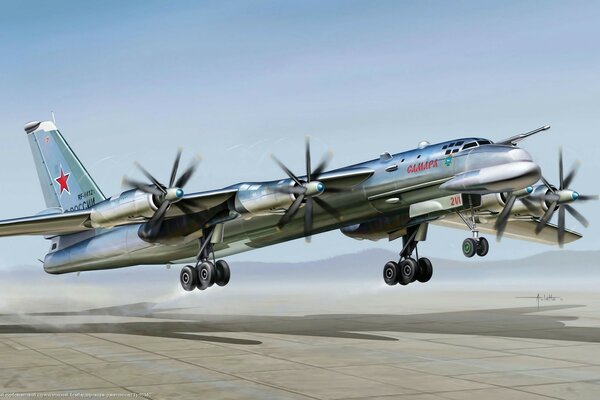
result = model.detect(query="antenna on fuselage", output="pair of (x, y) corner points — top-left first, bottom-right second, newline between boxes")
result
(51, 111), (56, 125)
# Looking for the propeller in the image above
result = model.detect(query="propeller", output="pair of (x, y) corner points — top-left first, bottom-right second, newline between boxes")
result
(123, 149), (201, 237)
(272, 137), (342, 242)
(535, 148), (598, 247)
(494, 187), (537, 241)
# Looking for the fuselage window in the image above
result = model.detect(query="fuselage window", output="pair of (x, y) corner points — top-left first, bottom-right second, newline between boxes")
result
(417, 154), (421, 159)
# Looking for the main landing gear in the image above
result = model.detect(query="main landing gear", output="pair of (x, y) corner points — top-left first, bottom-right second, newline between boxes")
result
(179, 227), (231, 292)
(383, 224), (433, 286)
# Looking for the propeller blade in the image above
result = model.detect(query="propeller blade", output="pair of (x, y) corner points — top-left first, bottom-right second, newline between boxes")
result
(174, 156), (200, 188)
(559, 147), (564, 190)
(564, 204), (589, 228)
(169, 148), (182, 188)
(558, 205), (565, 248)
(134, 162), (166, 194)
(521, 197), (539, 214)
(272, 155), (303, 186)
(311, 151), (332, 180)
(562, 160), (581, 189)
(540, 176), (555, 193)
(544, 191), (560, 204)
(578, 194), (598, 201)
(147, 200), (170, 234)
(278, 194), (304, 228)
(274, 186), (308, 195)
(314, 196), (342, 221)
(305, 137), (312, 182)
(535, 201), (557, 234)
(494, 193), (516, 241)
(173, 201), (204, 225)
(122, 177), (164, 196)
(304, 196), (313, 243)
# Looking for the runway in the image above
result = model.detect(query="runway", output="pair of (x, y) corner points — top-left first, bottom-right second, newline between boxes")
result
(1, 290), (600, 400)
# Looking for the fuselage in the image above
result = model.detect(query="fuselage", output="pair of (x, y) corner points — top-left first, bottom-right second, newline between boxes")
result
(43, 137), (540, 274)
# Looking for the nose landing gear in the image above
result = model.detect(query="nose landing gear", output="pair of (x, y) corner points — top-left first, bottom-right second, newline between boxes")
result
(461, 236), (490, 258)
(457, 205), (490, 258)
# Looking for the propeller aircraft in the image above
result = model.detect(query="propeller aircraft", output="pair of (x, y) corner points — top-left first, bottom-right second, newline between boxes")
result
(0, 120), (595, 291)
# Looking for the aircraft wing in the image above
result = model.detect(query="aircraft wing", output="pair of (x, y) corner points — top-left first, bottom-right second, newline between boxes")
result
(431, 214), (582, 245)
(165, 187), (238, 217)
(0, 210), (92, 237)
(0, 188), (239, 237)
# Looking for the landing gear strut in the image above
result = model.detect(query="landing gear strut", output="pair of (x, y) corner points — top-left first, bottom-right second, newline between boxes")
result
(179, 226), (231, 291)
(457, 205), (489, 258)
(383, 224), (433, 286)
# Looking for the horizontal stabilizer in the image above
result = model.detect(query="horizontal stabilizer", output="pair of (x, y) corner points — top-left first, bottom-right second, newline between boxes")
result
(0, 188), (239, 238)
(0, 210), (92, 237)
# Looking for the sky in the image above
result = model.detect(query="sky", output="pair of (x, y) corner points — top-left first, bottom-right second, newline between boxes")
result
(0, 0), (599, 268)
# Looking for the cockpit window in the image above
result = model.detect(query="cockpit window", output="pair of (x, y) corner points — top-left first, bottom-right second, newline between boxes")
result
(462, 142), (478, 150)
(477, 140), (492, 145)
(455, 141), (464, 146)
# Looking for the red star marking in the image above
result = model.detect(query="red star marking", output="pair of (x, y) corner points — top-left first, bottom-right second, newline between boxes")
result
(55, 168), (70, 195)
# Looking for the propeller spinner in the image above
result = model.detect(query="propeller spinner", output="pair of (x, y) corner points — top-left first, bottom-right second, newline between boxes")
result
(535, 148), (598, 247)
(494, 148), (597, 246)
(272, 138), (342, 242)
(123, 149), (201, 238)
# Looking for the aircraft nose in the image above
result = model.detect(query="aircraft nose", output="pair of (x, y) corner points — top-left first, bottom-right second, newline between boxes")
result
(508, 147), (533, 162)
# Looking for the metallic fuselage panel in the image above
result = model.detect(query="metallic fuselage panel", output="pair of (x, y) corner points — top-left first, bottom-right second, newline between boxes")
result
(44, 141), (540, 274)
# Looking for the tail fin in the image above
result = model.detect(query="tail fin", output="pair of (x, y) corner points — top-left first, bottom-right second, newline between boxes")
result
(24, 120), (106, 212)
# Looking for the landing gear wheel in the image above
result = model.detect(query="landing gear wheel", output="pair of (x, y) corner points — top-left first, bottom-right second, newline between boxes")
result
(399, 258), (417, 285)
(383, 261), (399, 286)
(196, 261), (215, 290)
(476, 237), (489, 257)
(180, 265), (197, 292)
(417, 257), (433, 283)
(462, 238), (477, 258)
(215, 260), (231, 286)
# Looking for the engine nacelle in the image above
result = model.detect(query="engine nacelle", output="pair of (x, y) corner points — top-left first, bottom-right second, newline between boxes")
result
(479, 184), (547, 218)
(234, 182), (295, 215)
(89, 190), (158, 228)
